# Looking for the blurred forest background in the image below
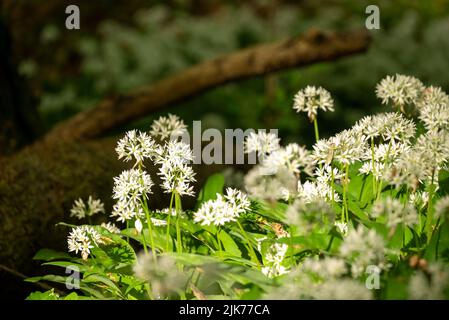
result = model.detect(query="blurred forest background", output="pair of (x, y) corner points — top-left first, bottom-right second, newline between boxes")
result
(1, 0), (449, 299)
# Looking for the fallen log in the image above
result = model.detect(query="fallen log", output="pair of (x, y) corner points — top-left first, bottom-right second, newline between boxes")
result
(43, 29), (371, 143)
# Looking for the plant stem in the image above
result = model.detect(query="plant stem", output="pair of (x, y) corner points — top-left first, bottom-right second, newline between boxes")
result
(216, 227), (223, 259)
(142, 197), (157, 263)
(330, 165), (335, 206)
(313, 117), (320, 143)
(342, 164), (349, 223)
(376, 141), (392, 200)
(236, 220), (260, 267)
(371, 136), (377, 197)
(141, 222), (148, 254)
(166, 192), (175, 252)
(426, 171), (436, 244)
(175, 192), (182, 254)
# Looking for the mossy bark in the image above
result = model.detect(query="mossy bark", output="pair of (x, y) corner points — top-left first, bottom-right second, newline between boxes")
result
(0, 138), (224, 298)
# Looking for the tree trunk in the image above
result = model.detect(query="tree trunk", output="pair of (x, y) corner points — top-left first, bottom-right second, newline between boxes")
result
(0, 19), (40, 155)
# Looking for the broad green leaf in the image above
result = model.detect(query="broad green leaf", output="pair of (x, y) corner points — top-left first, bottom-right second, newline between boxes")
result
(33, 249), (72, 261)
(26, 289), (60, 300)
(218, 230), (242, 257)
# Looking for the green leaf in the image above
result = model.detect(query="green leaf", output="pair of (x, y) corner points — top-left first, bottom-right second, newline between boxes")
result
(33, 249), (72, 261)
(26, 289), (60, 300)
(218, 230), (242, 257)
(64, 292), (80, 300)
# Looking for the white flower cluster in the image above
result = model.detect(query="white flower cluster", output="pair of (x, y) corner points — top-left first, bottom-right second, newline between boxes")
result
(408, 263), (449, 299)
(371, 197), (418, 229)
(285, 198), (334, 234)
(111, 169), (153, 222)
(244, 131), (280, 155)
(111, 115), (196, 224)
(101, 222), (121, 234)
(339, 226), (387, 277)
(293, 86), (334, 121)
(435, 196), (449, 220)
(133, 252), (187, 297)
(70, 196), (105, 220)
(156, 140), (196, 197)
(376, 74), (424, 109)
(194, 188), (251, 226)
(150, 113), (187, 141)
(115, 130), (161, 165)
(67, 226), (103, 260)
(244, 141), (315, 201)
(300, 256), (347, 279)
(261, 242), (289, 278)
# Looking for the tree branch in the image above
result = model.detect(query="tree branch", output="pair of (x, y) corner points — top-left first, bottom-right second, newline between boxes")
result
(43, 29), (370, 143)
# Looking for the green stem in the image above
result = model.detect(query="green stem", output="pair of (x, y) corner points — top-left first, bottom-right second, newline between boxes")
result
(216, 227), (223, 259)
(426, 171), (436, 244)
(175, 193), (182, 254)
(330, 165), (335, 206)
(236, 220), (260, 268)
(313, 117), (320, 143)
(371, 136), (377, 197)
(376, 141), (392, 200)
(342, 164), (349, 223)
(142, 197), (157, 263)
(166, 192), (175, 252)
(141, 220), (148, 254)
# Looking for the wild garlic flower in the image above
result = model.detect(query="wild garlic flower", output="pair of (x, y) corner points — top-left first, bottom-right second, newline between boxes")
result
(67, 226), (103, 260)
(415, 86), (449, 109)
(312, 129), (367, 165)
(116, 130), (161, 165)
(293, 86), (334, 121)
(376, 74), (424, 110)
(111, 199), (143, 223)
(315, 164), (344, 185)
(335, 221), (348, 236)
(193, 188), (250, 226)
(244, 131), (280, 155)
(353, 113), (415, 144)
(154, 208), (178, 216)
(70, 196), (105, 220)
(409, 191), (429, 210)
(359, 162), (385, 180)
(133, 253), (187, 297)
(312, 279), (372, 300)
(339, 226), (387, 277)
(415, 129), (449, 167)
(419, 103), (449, 131)
(408, 263), (449, 300)
(260, 143), (314, 176)
(156, 140), (196, 197)
(385, 148), (434, 190)
(244, 165), (297, 201)
(113, 169), (154, 203)
(150, 113), (187, 141)
(371, 197), (418, 228)
(149, 218), (167, 227)
(285, 198), (335, 233)
(101, 222), (121, 234)
(261, 242), (289, 278)
(301, 256), (347, 279)
(158, 161), (196, 196)
(435, 196), (449, 220)
(297, 180), (340, 203)
(157, 140), (194, 164)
